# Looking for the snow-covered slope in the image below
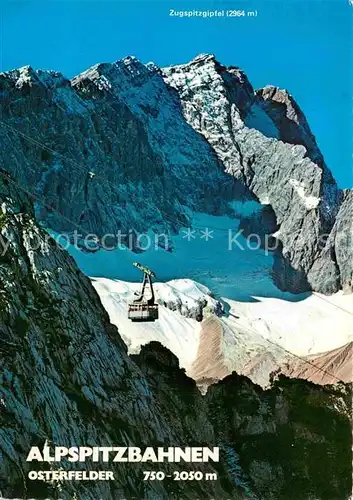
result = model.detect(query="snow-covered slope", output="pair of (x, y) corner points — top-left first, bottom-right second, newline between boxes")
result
(92, 276), (287, 387)
(91, 278), (204, 369)
(224, 291), (353, 356)
(50, 201), (352, 387)
(92, 276), (353, 387)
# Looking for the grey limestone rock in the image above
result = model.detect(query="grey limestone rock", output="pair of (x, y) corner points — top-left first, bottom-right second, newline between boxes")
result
(0, 54), (351, 293)
(0, 175), (351, 499)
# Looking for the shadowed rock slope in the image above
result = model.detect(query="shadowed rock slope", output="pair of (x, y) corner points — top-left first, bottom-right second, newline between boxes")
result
(0, 173), (237, 499)
(0, 160), (351, 500)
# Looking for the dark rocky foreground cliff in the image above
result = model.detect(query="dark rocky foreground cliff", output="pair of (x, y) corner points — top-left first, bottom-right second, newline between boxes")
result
(0, 168), (352, 499)
(0, 54), (352, 293)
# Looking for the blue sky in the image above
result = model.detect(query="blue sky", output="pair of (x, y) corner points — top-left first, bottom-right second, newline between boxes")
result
(1, 0), (352, 187)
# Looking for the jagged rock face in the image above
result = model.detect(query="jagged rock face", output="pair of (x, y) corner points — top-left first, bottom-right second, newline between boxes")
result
(307, 189), (353, 293)
(155, 279), (223, 321)
(0, 177), (237, 500)
(256, 85), (323, 164)
(207, 374), (352, 500)
(0, 54), (351, 293)
(163, 54), (346, 293)
(0, 170), (350, 500)
(0, 61), (232, 243)
(0, 177), (352, 500)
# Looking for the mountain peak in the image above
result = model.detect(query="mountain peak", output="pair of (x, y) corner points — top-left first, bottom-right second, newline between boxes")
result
(163, 53), (218, 73)
(192, 53), (216, 63)
(1, 64), (67, 90)
(3, 65), (38, 88)
(0, 54), (348, 294)
(120, 55), (139, 64)
(258, 85), (298, 118)
(257, 84), (324, 163)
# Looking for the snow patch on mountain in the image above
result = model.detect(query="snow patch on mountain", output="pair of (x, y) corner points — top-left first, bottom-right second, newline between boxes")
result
(53, 205), (352, 385)
(92, 276), (287, 384)
(224, 291), (353, 357)
(289, 178), (321, 210)
(91, 278), (202, 369)
(92, 274), (352, 387)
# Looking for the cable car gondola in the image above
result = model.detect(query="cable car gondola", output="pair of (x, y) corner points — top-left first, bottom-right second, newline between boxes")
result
(128, 262), (159, 322)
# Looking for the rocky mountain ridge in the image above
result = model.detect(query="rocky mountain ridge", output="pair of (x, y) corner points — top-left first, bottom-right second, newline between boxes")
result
(0, 54), (351, 293)
(0, 173), (351, 500)
(0, 170), (238, 500)
(163, 54), (350, 293)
